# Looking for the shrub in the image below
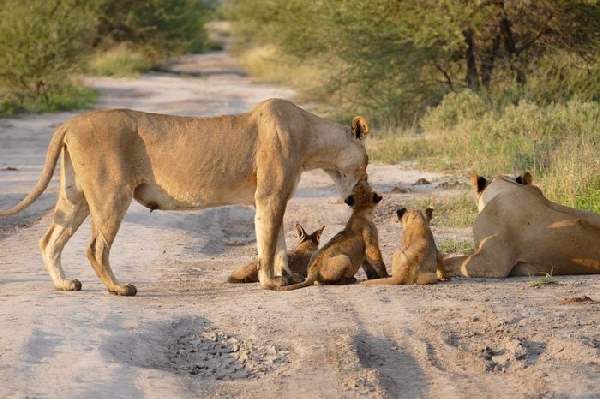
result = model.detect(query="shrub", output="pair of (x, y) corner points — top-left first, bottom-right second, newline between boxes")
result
(0, 0), (96, 108)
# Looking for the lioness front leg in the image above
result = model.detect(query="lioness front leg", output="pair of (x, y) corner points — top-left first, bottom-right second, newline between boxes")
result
(255, 194), (290, 289)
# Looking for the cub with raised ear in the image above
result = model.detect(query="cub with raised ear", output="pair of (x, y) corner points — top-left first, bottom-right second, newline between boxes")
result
(274, 179), (388, 291)
(228, 224), (324, 284)
(364, 207), (443, 285)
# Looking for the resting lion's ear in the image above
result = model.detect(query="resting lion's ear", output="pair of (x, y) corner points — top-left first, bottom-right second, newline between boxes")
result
(352, 116), (369, 139)
(515, 172), (533, 185)
(469, 173), (487, 193)
(425, 207), (434, 222)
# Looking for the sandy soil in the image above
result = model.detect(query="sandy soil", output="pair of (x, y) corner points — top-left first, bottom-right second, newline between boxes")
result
(1, 53), (599, 399)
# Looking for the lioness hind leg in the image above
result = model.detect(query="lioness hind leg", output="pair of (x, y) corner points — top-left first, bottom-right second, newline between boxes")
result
(39, 150), (89, 291)
(86, 190), (137, 296)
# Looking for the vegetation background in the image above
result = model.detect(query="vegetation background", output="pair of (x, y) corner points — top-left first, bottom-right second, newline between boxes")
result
(1, 0), (599, 211)
(0, 0), (219, 115)
(225, 0), (600, 212)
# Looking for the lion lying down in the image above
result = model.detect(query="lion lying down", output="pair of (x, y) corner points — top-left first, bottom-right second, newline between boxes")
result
(444, 172), (600, 278)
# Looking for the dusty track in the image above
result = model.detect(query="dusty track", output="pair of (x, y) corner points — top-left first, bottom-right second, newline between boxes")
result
(1, 53), (599, 398)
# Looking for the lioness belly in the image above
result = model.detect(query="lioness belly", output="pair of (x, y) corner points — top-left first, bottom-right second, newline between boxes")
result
(133, 181), (256, 210)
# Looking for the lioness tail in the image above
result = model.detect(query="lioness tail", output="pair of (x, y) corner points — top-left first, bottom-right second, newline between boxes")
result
(0, 126), (67, 217)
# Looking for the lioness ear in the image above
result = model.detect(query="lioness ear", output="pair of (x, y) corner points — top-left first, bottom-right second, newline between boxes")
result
(469, 173), (487, 193)
(396, 208), (407, 220)
(344, 195), (355, 207)
(313, 225), (325, 242)
(372, 193), (383, 203)
(352, 116), (369, 139)
(425, 207), (434, 222)
(295, 223), (307, 240)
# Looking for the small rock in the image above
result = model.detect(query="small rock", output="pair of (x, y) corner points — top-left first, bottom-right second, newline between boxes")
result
(414, 177), (431, 185)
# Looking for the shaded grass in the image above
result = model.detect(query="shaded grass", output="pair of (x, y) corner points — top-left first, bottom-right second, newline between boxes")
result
(437, 238), (474, 255)
(0, 84), (97, 116)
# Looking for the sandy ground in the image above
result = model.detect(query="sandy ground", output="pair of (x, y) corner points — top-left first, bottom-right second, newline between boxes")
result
(1, 53), (599, 399)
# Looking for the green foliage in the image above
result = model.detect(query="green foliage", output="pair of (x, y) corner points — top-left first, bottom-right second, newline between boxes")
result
(88, 45), (153, 77)
(0, 0), (214, 115)
(227, 0), (600, 126)
(0, 0), (96, 109)
(93, 0), (215, 55)
(0, 85), (97, 116)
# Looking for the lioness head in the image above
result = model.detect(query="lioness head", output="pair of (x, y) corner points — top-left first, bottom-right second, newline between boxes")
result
(325, 116), (369, 199)
(295, 223), (325, 251)
(396, 207), (433, 228)
(470, 171), (538, 212)
(343, 179), (382, 216)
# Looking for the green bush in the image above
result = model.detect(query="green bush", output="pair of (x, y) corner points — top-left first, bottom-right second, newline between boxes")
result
(0, 0), (96, 110)
(421, 91), (488, 131)
(0, 85), (97, 116)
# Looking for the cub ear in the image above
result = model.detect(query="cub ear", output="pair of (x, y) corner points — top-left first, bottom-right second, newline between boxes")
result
(313, 225), (325, 242)
(295, 223), (307, 240)
(469, 172), (487, 193)
(396, 208), (407, 220)
(425, 207), (434, 222)
(344, 195), (355, 207)
(372, 193), (383, 203)
(352, 116), (369, 139)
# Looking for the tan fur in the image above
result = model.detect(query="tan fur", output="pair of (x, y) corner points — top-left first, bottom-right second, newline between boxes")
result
(274, 179), (388, 291)
(364, 208), (443, 285)
(0, 99), (369, 295)
(228, 224), (324, 283)
(444, 172), (600, 278)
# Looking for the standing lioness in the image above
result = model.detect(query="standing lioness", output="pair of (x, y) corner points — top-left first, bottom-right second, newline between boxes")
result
(0, 99), (369, 295)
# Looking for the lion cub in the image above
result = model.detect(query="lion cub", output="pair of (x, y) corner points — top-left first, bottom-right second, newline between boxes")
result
(365, 208), (443, 285)
(275, 179), (387, 291)
(228, 224), (324, 283)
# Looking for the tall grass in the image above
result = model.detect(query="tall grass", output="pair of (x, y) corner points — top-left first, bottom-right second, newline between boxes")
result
(370, 92), (600, 212)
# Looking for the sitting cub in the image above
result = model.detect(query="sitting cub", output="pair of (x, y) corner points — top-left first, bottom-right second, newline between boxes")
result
(364, 207), (444, 285)
(275, 179), (388, 291)
(228, 224), (324, 283)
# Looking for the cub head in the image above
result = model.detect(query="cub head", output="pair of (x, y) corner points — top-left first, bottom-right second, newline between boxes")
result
(325, 116), (369, 199)
(343, 179), (382, 213)
(295, 223), (325, 251)
(396, 207), (433, 228)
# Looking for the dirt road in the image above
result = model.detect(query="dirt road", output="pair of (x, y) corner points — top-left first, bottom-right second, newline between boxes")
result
(1, 53), (599, 399)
